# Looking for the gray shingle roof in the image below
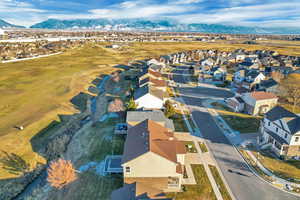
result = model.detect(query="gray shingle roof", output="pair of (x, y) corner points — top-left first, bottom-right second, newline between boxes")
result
(260, 79), (278, 89)
(126, 110), (175, 131)
(265, 106), (300, 135)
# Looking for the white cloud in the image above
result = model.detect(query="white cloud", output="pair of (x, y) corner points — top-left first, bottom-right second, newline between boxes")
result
(172, 0), (203, 5)
(176, 2), (300, 27)
(50, 1), (194, 20)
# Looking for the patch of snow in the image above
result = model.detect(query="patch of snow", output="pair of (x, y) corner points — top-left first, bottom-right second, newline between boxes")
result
(99, 114), (108, 122)
(78, 161), (97, 173)
(95, 160), (106, 176)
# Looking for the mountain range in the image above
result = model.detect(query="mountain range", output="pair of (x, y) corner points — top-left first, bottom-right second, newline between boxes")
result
(0, 19), (24, 28)
(30, 18), (300, 34)
(1, 18), (300, 34)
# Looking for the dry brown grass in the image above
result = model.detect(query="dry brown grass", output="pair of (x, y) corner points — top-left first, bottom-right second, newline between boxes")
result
(1, 40), (300, 179)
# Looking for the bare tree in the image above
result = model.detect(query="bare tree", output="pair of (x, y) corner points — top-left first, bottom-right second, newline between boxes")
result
(47, 159), (77, 189)
(271, 71), (284, 83)
(112, 72), (120, 83)
(108, 98), (125, 112)
(280, 74), (300, 112)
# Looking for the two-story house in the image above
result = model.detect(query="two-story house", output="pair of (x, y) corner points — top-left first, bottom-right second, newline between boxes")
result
(112, 119), (186, 199)
(241, 91), (278, 115)
(259, 106), (300, 158)
(134, 85), (169, 110)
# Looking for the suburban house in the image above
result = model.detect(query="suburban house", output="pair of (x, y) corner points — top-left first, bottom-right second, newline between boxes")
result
(147, 58), (165, 67)
(234, 69), (265, 89)
(139, 77), (168, 91)
(139, 69), (163, 82)
(241, 91), (278, 115)
(126, 110), (175, 131)
(134, 85), (168, 109)
(212, 67), (227, 81)
(256, 78), (279, 94)
(115, 119), (186, 199)
(226, 96), (245, 112)
(259, 106), (300, 158)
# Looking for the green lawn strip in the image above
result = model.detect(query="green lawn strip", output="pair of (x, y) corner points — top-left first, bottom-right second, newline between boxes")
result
(209, 165), (232, 200)
(198, 142), (208, 153)
(185, 141), (198, 153)
(170, 113), (189, 132)
(167, 164), (217, 200)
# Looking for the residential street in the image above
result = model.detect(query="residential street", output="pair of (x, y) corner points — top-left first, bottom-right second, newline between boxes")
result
(172, 67), (299, 200)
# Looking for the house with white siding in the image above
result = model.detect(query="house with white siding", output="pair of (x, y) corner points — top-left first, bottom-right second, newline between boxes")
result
(259, 106), (300, 158)
(134, 85), (168, 110)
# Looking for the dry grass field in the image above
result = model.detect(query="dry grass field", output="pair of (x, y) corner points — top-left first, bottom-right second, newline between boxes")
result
(1, 40), (300, 180)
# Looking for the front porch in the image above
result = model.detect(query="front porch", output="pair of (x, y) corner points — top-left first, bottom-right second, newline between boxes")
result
(259, 127), (288, 156)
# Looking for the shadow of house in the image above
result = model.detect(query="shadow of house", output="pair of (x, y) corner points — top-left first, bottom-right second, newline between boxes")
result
(114, 64), (130, 71)
(91, 77), (102, 86)
(88, 86), (100, 95)
(70, 92), (93, 112)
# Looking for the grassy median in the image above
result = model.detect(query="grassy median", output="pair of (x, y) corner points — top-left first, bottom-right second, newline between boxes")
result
(209, 165), (232, 200)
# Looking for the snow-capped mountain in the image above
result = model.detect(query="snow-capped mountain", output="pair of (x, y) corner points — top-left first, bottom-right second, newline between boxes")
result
(30, 18), (300, 34)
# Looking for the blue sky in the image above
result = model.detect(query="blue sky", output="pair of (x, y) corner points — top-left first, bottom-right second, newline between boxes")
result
(1, 0), (300, 27)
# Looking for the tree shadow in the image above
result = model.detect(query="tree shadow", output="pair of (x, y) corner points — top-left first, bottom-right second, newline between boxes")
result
(0, 151), (29, 176)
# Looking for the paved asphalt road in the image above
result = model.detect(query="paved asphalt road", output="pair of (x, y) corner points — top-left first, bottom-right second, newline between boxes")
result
(172, 68), (299, 200)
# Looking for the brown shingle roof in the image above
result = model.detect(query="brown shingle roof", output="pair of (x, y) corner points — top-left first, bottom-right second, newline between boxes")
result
(122, 120), (186, 164)
(250, 91), (277, 100)
(150, 77), (167, 87)
(149, 69), (162, 78)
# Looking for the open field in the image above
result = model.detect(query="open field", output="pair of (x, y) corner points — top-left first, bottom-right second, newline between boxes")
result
(167, 164), (217, 200)
(1, 40), (300, 180)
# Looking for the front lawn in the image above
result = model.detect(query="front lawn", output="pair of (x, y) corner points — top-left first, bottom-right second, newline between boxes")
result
(198, 142), (208, 153)
(211, 102), (261, 133)
(167, 164), (217, 200)
(215, 108), (260, 133)
(185, 141), (198, 153)
(220, 114), (260, 133)
(253, 150), (300, 181)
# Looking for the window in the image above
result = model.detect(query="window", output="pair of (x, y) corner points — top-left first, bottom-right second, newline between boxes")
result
(276, 128), (278, 132)
(285, 133), (287, 138)
(268, 121), (271, 126)
(296, 137), (299, 143)
(125, 167), (131, 173)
